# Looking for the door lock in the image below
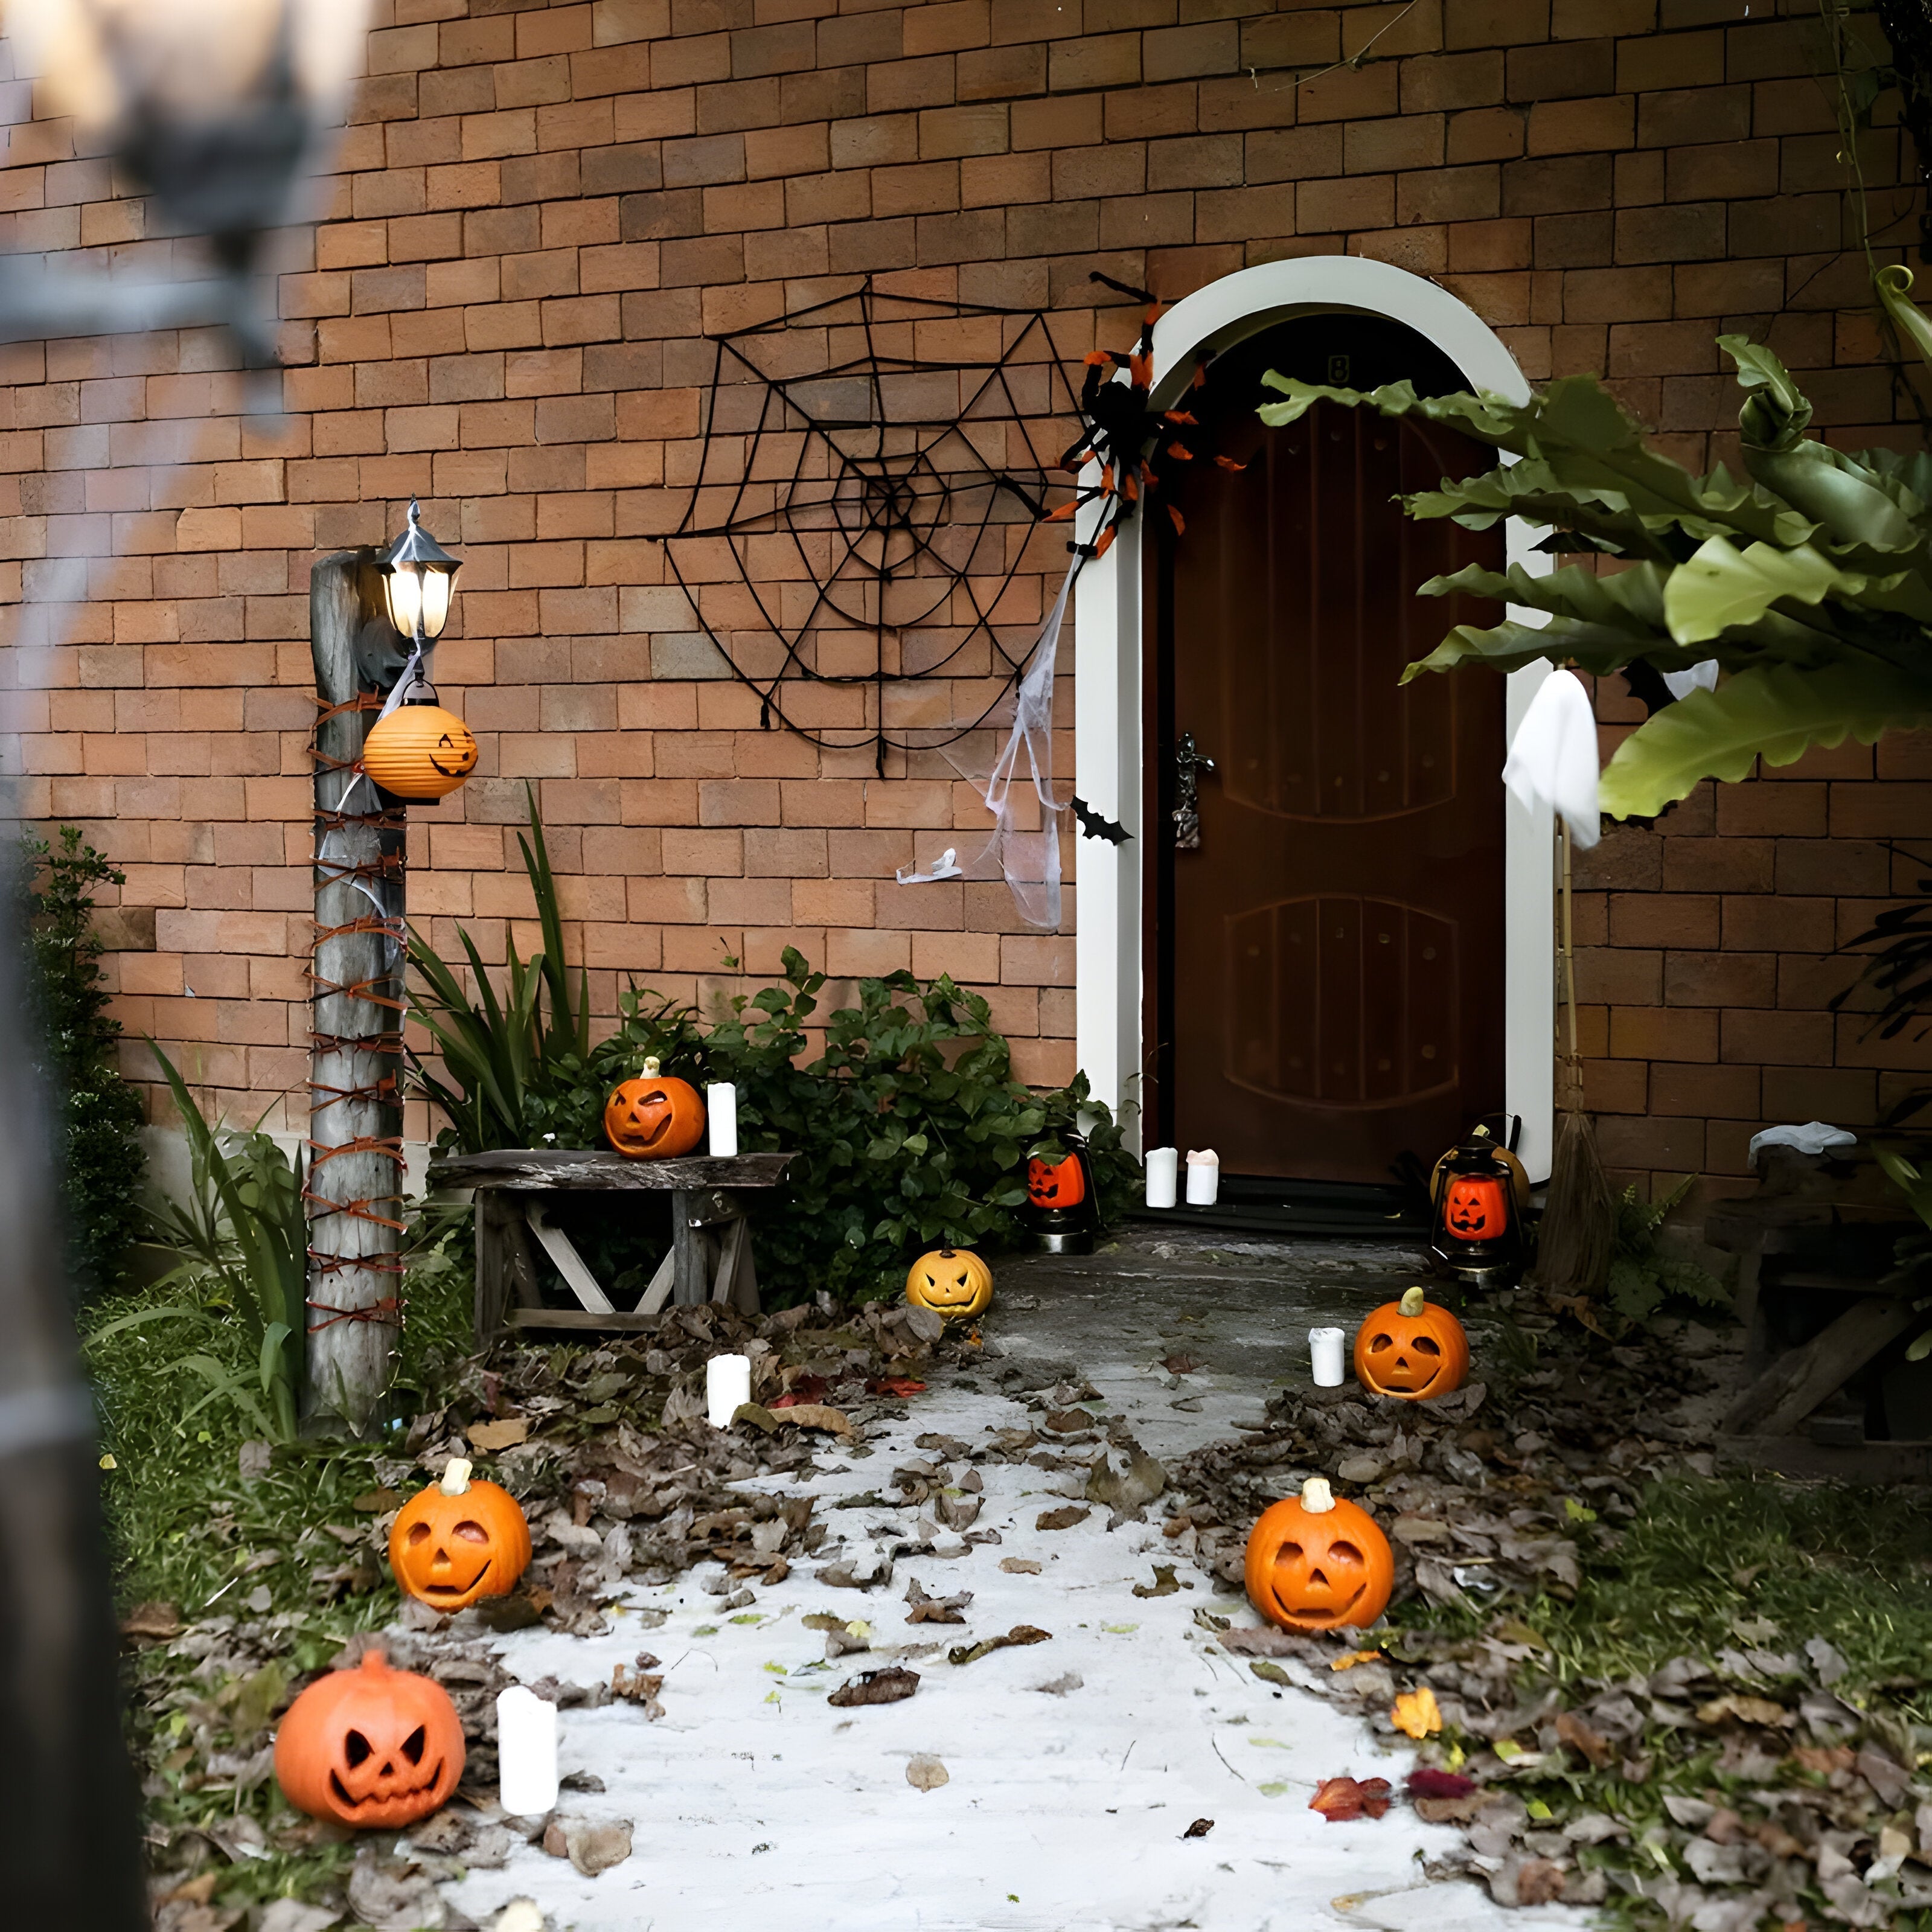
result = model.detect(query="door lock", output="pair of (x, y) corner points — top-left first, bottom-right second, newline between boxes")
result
(1173, 731), (1216, 851)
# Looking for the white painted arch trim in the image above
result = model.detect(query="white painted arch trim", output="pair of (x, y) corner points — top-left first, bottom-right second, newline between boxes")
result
(1072, 255), (1557, 1180)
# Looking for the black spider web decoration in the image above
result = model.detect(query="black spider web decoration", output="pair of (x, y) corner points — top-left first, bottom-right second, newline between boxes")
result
(658, 278), (1085, 772)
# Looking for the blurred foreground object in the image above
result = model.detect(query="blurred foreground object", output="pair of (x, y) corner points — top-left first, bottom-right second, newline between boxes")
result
(0, 852), (146, 1925)
(0, 0), (371, 359)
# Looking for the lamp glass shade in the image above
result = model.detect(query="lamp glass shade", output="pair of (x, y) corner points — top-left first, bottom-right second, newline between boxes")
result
(381, 500), (461, 641)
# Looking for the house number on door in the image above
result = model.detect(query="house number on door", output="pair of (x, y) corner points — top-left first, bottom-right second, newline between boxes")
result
(1173, 731), (1216, 851)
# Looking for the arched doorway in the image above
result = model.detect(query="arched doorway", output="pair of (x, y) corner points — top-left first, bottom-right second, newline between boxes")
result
(1148, 313), (1507, 1185)
(1074, 261), (1553, 1174)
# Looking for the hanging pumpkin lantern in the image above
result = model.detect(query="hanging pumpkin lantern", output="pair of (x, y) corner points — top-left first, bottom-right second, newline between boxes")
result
(603, 1056), (706, 1159)
(1427, 1130), (1526, 1289)
(1020, 1129), (1100, 1256)
(1353, 1286), (1470, 1401)
(388, 1457), (531, 1612)
(906, 1246), (994, 1320)
(274, 1648), (465, 1828)
(361, 673), (478, 802)
(1244, 1477), (1395, 1634)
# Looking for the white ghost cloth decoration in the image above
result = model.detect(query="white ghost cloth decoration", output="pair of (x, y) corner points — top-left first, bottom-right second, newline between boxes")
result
(1502, 667), (1601, 848)
(1661, 659), (1719, 700)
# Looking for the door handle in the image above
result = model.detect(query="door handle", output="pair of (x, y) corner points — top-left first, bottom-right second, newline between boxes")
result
(1173, 731), (1216, 851)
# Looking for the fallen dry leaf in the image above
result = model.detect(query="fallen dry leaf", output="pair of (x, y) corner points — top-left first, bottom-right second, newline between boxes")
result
(1161, 1352), (1203, 1375)
(1391, 1685), (1442, 1739)
(1182, 1817), (1214, 1838)
(999, 1558), (1042, 1575)
(771, 1403), (852, 1436)
(1132, 1564), (1182, 1599)
(1035, 1505), (1090, 1532)
(1330, 1649), (1381, 1672)
(948, 1625), (1052, 1666)
(467, 1418), (529, 1452)
(905, 1753), (948, 1792)
(1406, 1768), (1476, 1800)
(827, 1667), (920, 1707)
(868, 1377), (927, 1398)
(120, 1601), (182, 1641)
(1043, 1409), (1096, 1433)
(1514, 1857), (1567, 1905)
(1555, 1707), (1611, 1767)
(1310, 1776), (1392, 1822)
(904, 1577), (971, 1625)
(1695, 1694), (1790, 1728)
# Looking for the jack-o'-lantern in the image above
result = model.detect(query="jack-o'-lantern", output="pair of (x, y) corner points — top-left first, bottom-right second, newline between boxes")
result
(1244, 1477), (1395, 1634)
(1027, 1153), (1086, 1209)
(906, 1246), (994, 1320)
(1020, 1130), (1100, 1256)
(1353, 1286), (1470, 1401)
(1427, 1130), (1526, 1288)
(274, 1648), (465, 1828)
(388, 1457), (531, 1612)
(362, 694), (478, 802)
(603, 1057), (706, 1160)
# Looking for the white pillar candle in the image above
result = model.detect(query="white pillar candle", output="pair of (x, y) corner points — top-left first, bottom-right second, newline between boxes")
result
(706, 1352), (752, 1428)
(1144, 1146), (1179, 1209)
(1185, 1148), (1219, 1206)
(705, 1082), (738, 1159)
(1310, 1326), (1346, 1387)
(496, 1685), (558, 1817)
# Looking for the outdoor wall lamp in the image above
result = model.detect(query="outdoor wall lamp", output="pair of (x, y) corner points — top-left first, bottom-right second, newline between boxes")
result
(379, 500), (462, 647)
(0, 0), (370, 361)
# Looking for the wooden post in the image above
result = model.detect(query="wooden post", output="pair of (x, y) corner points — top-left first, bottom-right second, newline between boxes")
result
(307, 552), (410, 1433)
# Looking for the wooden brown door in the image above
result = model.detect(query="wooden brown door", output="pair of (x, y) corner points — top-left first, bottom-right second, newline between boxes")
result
(1149, 318), (1508, 1186)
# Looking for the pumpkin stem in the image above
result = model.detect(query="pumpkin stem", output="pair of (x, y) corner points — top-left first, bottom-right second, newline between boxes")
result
(1399, 1286), (1428, 1318)
(440, 1456), (473, 1495)
(641, 1055), (661, 1078)
(1300, 1476), (1336, 1513)
(360, 1647), (388, 1671)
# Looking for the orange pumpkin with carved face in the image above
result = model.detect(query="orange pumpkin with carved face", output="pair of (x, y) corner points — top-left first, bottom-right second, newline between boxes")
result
(906, 1246), (994, 1320)
(388, 1458), (531, 1612)
(274, 1648), (465, 1828)
(1026, 1153), (1087, 1209)
(1245, 1477), (1394, 1633)
(604, 1057), (706, 1160)
(1353, 1286), (1470, 1401)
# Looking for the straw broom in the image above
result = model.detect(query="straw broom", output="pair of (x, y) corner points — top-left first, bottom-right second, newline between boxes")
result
(1535, 815), (1614, 1295)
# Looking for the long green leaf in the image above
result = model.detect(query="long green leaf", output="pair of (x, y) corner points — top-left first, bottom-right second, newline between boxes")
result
(1599, 662), (1932, 819)
(1662, 536), (1872, 645)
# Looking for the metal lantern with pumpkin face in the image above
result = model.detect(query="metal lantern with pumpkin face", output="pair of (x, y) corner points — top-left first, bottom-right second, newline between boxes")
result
(1020, 1129), (1100, 1256)
(1427, 1131), (1526, 1288)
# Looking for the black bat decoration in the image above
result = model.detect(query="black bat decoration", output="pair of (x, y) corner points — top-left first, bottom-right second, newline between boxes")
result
(1070, 796), (1131, 844)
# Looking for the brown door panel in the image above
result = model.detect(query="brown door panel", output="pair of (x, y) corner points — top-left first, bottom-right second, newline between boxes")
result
(1151, 322), (1507, 1186)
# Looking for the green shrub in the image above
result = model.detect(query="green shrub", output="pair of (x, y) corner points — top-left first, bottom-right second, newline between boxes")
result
(17, 825), (147, 1294)
(407, 808), (1138, 1302)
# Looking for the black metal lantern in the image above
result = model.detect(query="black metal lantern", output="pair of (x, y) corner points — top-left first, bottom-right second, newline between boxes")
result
(1427, 1131), (1527, 1289)
(1022, 1130), (1101, 1256)
(379, 500), (462, 645)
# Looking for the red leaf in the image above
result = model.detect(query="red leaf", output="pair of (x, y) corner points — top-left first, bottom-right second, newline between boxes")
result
(1406, 1768), (1477, 1800)
(867, 1377), (927, 1397)
(1310, 1776), (1392, 1822)
(1167, 504), (1186, 536)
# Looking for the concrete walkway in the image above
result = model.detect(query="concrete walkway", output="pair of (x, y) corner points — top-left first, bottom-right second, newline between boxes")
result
(443, 1226), (1580, 1932)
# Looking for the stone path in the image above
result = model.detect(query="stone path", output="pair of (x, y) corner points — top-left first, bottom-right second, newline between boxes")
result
(442, 1226), (1579, 1932)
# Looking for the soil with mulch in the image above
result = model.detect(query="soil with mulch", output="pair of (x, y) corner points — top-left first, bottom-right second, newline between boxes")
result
(1163, 1294), (1932, 1931)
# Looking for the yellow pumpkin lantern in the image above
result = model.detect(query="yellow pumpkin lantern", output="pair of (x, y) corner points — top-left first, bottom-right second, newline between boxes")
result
(906, 1247), (993, 1320)
(363, 697), (478, 801)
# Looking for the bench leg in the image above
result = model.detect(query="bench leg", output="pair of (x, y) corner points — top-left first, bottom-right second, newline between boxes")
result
(671, 1189), (710, 1307)
(476, 1191), (540, 1343)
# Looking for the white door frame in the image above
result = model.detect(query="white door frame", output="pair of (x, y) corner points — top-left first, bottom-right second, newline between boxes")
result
(1072, 255), (1556, 1179)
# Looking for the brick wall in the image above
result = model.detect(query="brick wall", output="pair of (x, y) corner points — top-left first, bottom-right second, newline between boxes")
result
(1, 0), (1929, 1191)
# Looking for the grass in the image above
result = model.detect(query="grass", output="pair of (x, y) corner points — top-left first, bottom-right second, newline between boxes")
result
(86, 1214), (481, 1918)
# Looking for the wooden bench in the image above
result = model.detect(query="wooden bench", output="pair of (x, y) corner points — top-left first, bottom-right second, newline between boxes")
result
(427, 1148), (795, 1343)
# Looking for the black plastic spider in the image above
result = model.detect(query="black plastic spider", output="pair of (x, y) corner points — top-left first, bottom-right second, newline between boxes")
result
(1046, 273), (1246, 556)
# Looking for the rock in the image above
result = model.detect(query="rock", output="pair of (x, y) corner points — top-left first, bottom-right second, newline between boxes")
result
(258, 1904), (342, 1932)
(906, 1753), (949, 1791)
(543, 1815), (633, 1877)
